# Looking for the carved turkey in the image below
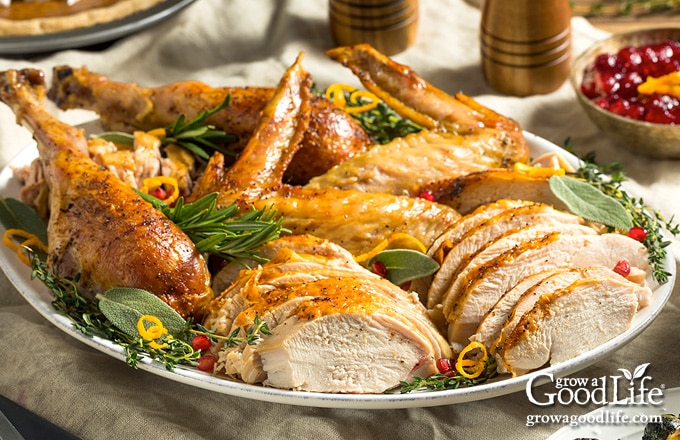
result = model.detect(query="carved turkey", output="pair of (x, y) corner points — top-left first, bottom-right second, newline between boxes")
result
(202, 235), (452, 393)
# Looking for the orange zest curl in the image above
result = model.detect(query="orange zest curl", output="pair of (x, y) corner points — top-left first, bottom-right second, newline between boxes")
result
(136, 314), (172, 350)
(325, 83), (380, 114)
(455, 341), (489, 379)
(2, 228), (48, 266)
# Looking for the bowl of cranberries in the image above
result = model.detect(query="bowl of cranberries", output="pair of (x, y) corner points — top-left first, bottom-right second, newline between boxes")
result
(571, 28), (680, 159)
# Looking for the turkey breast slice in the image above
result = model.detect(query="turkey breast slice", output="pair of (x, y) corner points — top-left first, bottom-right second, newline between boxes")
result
(446, 232), (650, 351)
(438, 223), (598, 318)
(258, 312), (438, 393)
(497, 277), (641, 376)
(425, 203), (585, 308)
(212, 234), (363, 293)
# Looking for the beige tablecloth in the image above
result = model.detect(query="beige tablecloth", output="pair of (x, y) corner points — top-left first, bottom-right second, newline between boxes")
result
(0, 1), (678, 439)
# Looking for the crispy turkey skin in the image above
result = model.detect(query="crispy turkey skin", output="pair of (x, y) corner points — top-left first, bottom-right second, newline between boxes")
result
(0, 68), (213, 318)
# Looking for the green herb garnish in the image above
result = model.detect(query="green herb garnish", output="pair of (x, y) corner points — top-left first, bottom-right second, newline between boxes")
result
(349, 100), (422, 144)
(319, 86), (422, 144)
(573, 0), (680, 17)
(398, 355), (498, 393)
(32, 254), (270, 370)
(138, 191), (286, 264)
(567, 149), (678, 284)
(368, 249), (439, 286)
(96, 287), (187, 338)
(549, 174), (634, 231)
(0, 197), (48, 245)
(93, 95), (237, 160)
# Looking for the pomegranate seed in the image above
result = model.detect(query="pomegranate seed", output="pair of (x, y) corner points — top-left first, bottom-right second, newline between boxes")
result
(197, 354), (217, 372)
(628, 226), (647, 242)
(418, 190), (436, 202)
(371, 260), (388, 278)
(613, 259), (631, 278)
(151, 186), (168, 200)
(191, 334), (212, 351)
(436, 358), (454, 374)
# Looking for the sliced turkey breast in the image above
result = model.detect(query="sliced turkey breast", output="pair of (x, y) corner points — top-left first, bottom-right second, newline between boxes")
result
(472, 265), (651, 352)
(426, 199), (534, 260)
(202, 236), (452, 393)
(445, 232), (650, 351)
(497, 277), (641, 376)
(212, 234), (364, 293)
(438, 223), (599, 319)
(411, 199), (533, 298)
(426, 202), (586, 308)
(469, 268), (571, 350)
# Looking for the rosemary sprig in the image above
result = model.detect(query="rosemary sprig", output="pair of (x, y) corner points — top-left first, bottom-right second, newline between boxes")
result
(398, 356), (499, 393)
(570, 149), (679, 283)
(163, 95), (237, 159)
(138, 191), (287, 264)
(93, 95), (237, 160)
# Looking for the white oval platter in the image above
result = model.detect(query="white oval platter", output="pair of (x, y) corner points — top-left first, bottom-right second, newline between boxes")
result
(0, 132), (674, 409)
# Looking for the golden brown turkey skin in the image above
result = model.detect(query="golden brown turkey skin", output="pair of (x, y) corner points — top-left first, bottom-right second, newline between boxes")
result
(47, 65), (373, 184)
(189, 53), (460, 256)
(326, 44), (529, 163)
(0, 68), (213, 318)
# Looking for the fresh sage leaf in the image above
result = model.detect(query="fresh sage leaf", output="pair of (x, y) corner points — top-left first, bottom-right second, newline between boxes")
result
(368, 249), (439, 286)
(96, 288), (186, 338)
(0, 197), (48, 245)
(549, 175), (633, 231)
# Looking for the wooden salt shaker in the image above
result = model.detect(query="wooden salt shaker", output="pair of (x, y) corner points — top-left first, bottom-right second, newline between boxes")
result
(329, 0), (418, 55)
(480, 0), (572, 96)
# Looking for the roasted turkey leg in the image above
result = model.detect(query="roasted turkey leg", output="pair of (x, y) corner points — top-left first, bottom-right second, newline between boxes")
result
(47, 65), (373, 184)
(189, 54), (460, 256)
(0, 69), (213, 318)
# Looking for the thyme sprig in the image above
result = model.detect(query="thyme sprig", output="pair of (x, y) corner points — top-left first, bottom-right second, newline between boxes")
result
(570, 150), (679, 283)
(351, 100), (422, 144)
(319, 86), (422, 144)
(93, 95), (237, 160)
(193, 318), (272, 349)
(138, 191), (287, 264)
(398, 355), (499, 393)
(30, 254), (196, 369)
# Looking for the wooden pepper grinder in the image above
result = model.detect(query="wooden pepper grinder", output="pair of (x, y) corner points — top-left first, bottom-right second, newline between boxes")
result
(480, 0), (572, 96)
(328, 0), (418, 55)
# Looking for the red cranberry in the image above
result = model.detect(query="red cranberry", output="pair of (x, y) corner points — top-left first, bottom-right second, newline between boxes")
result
(191, 334), (212, 351)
